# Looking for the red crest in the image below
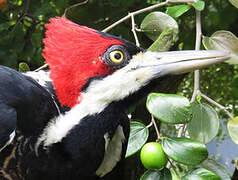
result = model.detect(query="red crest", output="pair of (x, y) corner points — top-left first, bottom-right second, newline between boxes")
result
(43, 17), (124, 107)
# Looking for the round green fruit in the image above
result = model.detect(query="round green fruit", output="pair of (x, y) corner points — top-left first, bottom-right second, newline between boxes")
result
(140, 142), (168, 170)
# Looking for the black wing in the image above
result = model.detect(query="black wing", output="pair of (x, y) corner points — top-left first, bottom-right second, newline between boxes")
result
(0, 103), (16, 150)
(0, 65), (60, 149)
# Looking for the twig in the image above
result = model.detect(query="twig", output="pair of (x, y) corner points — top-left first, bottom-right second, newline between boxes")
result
(130, 13), (140, 47)
(102, 1), (168, 33)
(191, 10), (202, 102)
(34, 64), (48, 72)
(11, 0), (30, 33)
(178, 9), (202, 137)
(146, 121), (153, 128)
(151, 115), (161, 141)
(200, 93), (234, 119)
(62, 0), (89, 18)
(102, 0), (199, 33)
(190, 10), (233, 120)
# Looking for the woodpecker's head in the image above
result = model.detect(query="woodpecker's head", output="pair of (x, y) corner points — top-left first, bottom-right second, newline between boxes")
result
(43, 17), (229, 108)
(43, 17), (143, 107)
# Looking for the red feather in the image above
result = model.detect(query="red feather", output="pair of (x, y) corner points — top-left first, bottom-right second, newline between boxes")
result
(43, 17), (124, 107)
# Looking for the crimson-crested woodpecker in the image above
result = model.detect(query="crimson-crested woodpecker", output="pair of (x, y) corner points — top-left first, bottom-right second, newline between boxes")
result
(0, 17), (229, 180)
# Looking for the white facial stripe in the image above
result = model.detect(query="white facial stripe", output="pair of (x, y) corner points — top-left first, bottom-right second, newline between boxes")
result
(37, 52), (158, 147)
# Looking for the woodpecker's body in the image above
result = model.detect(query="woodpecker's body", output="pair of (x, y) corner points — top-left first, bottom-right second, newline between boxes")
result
(0, 17), (229, 180)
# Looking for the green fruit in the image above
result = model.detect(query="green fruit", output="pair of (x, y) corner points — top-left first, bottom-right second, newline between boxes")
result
(140, 142), (168, 170)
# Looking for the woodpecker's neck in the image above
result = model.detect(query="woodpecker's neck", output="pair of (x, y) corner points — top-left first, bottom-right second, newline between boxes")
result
(37, 52), (160, 147)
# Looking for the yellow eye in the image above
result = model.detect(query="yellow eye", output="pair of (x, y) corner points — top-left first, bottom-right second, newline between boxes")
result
(109, 50), (124, 64)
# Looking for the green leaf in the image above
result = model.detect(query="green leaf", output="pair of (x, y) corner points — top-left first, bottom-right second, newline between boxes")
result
(140, 11), (178, 41)
(202, 30), (238, 64)
(202, 158), (232, 180)
(140, 169), (161, 180)
(191, 1), (205, 11)
(125, 121), (149, 158)
(166, 5), (191, 19)
(196, 94), (202, 102)
(162, 137), (208, 165)
(18, 62), (30, 72)
(146, 93), (191, 124)
(187, 102), (219, 144)
(181, 168), (221, 180)
(148, 26), (178, 52)
(229, 0), (238, 8)
(227, 116), (238, 145)
(140, 168), (172, 180)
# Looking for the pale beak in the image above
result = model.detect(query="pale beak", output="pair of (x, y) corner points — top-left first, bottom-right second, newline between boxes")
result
(134, 50), (230, 76)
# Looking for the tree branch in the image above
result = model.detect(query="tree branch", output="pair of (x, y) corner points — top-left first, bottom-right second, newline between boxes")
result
(62, 0), (89, 18)
(102, 0), (198, 33)
(130, 13), (140, 47)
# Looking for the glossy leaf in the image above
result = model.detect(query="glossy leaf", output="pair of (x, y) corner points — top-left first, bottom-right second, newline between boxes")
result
(229, 0), (238, 8)
(140, 169), (161, 180)
(140, 168), (172, 180)
(148, 26), (178, 52)
(140, 11), (178, 41)
(162, 137), (208, 165)
(202, 30), (238, 64)
(146, 93), (191, 124)
(191, 1), (205, 11)
(181, 168), (221, 180)
(227, 116), (238, 145)
(125, 121), (149, 158)
(202, 158), (232, 180)
(166, 5), (191, 18)
(187, 102), (219, 144)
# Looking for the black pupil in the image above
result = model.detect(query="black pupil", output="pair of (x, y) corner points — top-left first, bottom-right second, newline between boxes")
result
(114, 53), (121, 60)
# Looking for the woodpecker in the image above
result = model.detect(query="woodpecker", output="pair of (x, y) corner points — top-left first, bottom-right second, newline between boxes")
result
(0, 17), (229, 180)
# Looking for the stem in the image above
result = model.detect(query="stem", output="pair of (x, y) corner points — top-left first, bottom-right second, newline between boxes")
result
(178, 9), (202, 136)
(167, 159), (180, 178)
(151, 115), (161, 141)
(191, 10), (202, 102)
(146, 121), (153, 128)
(200, 93), (234, 119)
(130, 13), (140, 47)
